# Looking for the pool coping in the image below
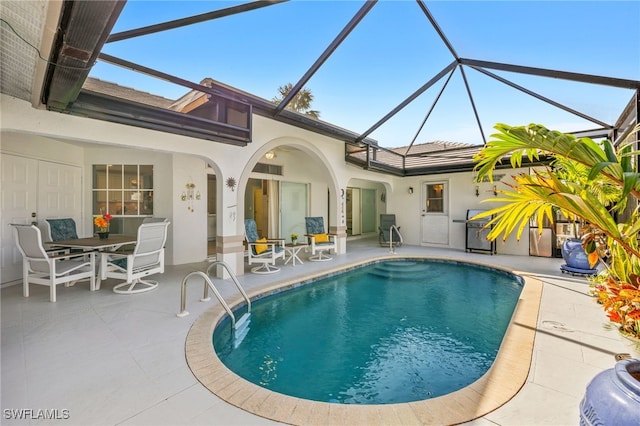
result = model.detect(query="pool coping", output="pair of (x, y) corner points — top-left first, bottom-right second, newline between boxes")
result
(184, 255), (542, 425)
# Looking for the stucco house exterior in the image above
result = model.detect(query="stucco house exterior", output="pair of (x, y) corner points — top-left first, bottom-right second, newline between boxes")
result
(1, 1), (637, 286)
(1, 76), (539, 287)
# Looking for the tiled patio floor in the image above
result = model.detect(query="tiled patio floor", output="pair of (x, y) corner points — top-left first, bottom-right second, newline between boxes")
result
(2, 237), (638, 425)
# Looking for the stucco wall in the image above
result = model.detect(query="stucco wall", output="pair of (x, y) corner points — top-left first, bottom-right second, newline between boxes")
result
(1, 93), (538, 279)
(388, 169), (531, 255)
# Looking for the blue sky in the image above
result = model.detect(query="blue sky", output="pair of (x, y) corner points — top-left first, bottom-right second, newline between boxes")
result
(91, 1), (640, 147)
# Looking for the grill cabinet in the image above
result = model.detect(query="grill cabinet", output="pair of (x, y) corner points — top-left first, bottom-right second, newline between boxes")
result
(465, 209), (496, 254)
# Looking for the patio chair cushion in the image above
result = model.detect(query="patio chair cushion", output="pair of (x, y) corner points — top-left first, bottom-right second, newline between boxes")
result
(313, 233), (329, 243)
(111, 257), (128, 269)
(46, 218), (78, 241)
(255, 238), (268, 254)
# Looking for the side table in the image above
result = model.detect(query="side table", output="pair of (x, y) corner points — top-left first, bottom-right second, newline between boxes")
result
(283, 243), (308, 266)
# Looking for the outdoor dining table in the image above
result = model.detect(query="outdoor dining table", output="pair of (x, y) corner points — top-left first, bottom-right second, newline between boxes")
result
(46, 235), (137, 251)
(45, 235), (137, 289)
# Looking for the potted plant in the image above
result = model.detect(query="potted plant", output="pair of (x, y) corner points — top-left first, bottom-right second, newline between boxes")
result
(473, 123), (640, 341)
(94, 212), (113, 239)
(290, 233), (298, 245)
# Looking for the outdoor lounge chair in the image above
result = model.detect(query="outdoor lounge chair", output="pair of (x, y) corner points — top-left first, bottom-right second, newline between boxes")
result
(12, 224), (96, 302)
(378, 214), (402, 247)
(100, 221), (169, 294)
(244, 219), (285, 274)
(305, 216), (336, 261)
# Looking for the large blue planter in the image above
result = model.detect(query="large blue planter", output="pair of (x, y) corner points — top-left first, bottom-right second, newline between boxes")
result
(562, 238), (592, 270)
(580, 358), (640, 425)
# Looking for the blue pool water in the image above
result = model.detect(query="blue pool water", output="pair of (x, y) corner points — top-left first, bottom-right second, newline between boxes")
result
(213, 259), (523, 404)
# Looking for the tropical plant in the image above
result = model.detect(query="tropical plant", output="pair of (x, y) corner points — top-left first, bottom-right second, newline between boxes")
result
(473, 123), (640, 339)
(272, 83), (320, 119)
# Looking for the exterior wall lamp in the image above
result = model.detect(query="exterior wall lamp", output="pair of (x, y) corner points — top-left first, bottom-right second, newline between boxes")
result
(408, 187), (414, 195)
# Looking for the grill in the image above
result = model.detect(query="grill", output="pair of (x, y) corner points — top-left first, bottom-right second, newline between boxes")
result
(465, 209), (496, 254)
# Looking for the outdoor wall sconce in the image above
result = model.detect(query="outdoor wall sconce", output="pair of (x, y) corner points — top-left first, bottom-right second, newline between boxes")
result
(180, 181), (200, 212)
(408, 187), (414, 195)
(475, 185), (480, 197)
(265, 150), (275, 159)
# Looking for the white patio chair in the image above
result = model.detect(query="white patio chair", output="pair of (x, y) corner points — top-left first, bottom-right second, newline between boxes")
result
(100, 221), (169, 294)
(12, 224), (96, 302)
(143, 217), (169, 223)
(305, 216), (337, 261)
(244, 219), (285, 274)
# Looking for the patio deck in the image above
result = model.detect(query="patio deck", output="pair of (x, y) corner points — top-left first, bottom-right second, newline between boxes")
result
(2, 237), (638, 425)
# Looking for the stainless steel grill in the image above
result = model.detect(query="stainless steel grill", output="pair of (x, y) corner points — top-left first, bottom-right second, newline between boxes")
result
(465, 209), (496, 254)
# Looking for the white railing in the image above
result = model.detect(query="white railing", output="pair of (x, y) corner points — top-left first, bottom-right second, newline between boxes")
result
(177, 261), (251, 330)
(389, 224), (403, 253)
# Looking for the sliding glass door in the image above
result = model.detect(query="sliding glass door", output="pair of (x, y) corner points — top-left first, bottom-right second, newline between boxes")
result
(281, 181), (308, 242)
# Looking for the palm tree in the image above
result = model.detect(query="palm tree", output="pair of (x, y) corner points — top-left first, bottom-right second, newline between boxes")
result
(272, 83), (320, 119)
(473, 123), (640, 338)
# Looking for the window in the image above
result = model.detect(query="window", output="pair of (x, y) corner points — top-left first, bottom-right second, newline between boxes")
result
(93, 164), (153, 233)
(425, 183), (445, 213)
(252, 162), (283, 175)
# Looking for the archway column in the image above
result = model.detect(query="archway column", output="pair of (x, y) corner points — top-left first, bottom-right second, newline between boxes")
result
(330, 224), (348, 254)
(214, 234), (245, 278)
(210, 159), (248, 278)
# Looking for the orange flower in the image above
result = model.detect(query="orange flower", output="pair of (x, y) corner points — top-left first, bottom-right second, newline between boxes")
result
(628, 310), (640, 320)
(607, 311), (622, 323)
(94, 213), (113, 230)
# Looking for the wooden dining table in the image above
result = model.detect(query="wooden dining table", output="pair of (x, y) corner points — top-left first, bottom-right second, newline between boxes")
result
(45, 235), (137, 289)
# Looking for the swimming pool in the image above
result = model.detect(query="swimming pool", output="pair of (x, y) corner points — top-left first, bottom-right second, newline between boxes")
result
(213, 259), (523, 404)
(185, 256), (542, 424)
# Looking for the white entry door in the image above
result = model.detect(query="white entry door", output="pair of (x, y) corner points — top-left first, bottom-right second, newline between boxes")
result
(0, 154), (82, 284)
(421, 181), (449, 245)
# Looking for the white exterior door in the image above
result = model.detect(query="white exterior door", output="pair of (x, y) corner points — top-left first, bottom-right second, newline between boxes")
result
(37, 160), (83, 226)
(0, 154), (82, 284)
(421, 180), (449, 245)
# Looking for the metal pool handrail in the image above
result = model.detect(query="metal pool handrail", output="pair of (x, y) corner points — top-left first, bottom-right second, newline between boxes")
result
(389, 224), (403, 253)
(177, 261), (251, 329)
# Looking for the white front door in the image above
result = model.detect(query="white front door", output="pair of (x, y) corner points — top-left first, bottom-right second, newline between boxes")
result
(421, 181), (449, 245)
(37, 160), (83, 228)
(0, 154), (82, 284)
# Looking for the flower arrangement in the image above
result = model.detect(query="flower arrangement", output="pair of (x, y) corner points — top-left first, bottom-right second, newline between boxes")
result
(94, 213), (113, 232)
(290, 233), (298, 244)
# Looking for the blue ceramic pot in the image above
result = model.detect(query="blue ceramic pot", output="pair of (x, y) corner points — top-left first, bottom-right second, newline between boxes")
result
(562, 238), (591, 270)
(580, 358), (640, 425)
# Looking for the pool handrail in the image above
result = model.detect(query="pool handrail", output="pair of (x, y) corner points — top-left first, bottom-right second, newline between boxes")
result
(389, 224), (403, 253)
(177, 261), (251, 329)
